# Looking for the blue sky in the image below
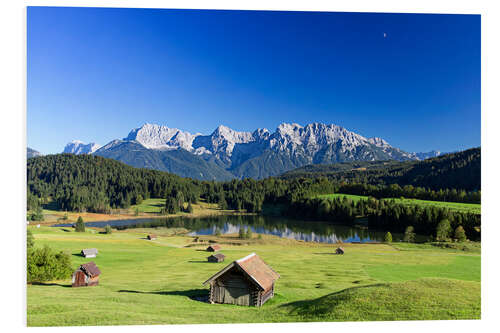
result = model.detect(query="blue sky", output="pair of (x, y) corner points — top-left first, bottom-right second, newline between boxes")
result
(27, 7), (480, 154)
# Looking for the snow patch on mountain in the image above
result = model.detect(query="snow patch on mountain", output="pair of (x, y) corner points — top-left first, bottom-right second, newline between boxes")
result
(63, 140), (101, 155)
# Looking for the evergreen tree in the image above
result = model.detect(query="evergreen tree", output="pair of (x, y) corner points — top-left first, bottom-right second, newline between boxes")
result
(403, 226), (416, 243)
(165, 197), (179, 214)
(384, 231), (392, 243)
(75, 216), (85, 232)
(246, 227), (253, 239)
(436, 219), (451, 241)
(238, 227), (245, 239)
(215, 228), (222, 237)
(454, 225), (467, 242)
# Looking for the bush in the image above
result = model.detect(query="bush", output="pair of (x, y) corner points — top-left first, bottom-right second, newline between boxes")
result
(27, 245), (73, 283)
(454, 226), (467, 242)
(403, 226), (416, 243)
(215, 228), (222, 236)
(238, 227), (245, 239)
(246, 228), (253, 239)
(104, 224), (112, 234)
(384, 232), (393, 243)
(27, 229), (34, 249)
(30, 206), (44, 221)
(75, 216), (85, 232)
(436, 219), (451, 242)
(257, 234), (262, 240)
(134, 207), (139, 216)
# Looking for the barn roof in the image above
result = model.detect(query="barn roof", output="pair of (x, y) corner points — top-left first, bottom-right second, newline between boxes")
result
(203, 253), (279, 290)
(209, 253), (225, 259)
(81, 248), (98, 256)
(80, 262), (101, 277)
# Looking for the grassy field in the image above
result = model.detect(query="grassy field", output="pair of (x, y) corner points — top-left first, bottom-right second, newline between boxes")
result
(27, 226), (480, 326)
(316, 193), (481, 214)
(37, 198), (248, 225)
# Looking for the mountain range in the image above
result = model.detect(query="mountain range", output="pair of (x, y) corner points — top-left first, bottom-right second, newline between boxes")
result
(62, 122), (443, 180)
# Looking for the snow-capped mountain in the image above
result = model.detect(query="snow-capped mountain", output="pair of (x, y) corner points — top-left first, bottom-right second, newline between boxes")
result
(63, 140), (101, 155)
(64, 122), (441, 180)
(409, 150), (442, 160)
(27, 147), (42, 158)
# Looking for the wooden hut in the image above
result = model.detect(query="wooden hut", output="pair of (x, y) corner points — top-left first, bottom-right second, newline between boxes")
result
(206, 244), (221, 252)
(207, 253), (225, 263)
(81, 248), (98, 258)
(147, 234), (157, 240)
(335, 247), (345, 255)
(203, 253), (280, 307)
(72, 262), (101, 287)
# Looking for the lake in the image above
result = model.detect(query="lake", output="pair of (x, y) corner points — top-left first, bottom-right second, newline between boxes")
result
(54, 215), (424, 243)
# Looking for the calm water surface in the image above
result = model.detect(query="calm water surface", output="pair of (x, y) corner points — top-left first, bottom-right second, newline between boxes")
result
(54, 215), (422, 243)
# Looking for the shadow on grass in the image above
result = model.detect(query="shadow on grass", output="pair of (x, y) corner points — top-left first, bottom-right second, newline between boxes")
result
(30, 282), (72, 288)
(118, 288), (209, 302)
(279, 283), (387, 316)
(313, 252), (336, 255)
(60, 228), (72, 232)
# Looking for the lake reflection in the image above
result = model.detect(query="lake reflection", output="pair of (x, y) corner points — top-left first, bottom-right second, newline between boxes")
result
(54, 215), (413, 243)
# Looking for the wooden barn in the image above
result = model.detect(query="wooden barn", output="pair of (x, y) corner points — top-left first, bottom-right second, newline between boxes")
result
(203, 253), (280, 307)
(207, 253), (225, 263)
(206, 244), (221, 252)
(336, 247), (345, 255)
(81, 248), (98, 258)
(147, 234), (157, 240)
(72, 262), (101, 287)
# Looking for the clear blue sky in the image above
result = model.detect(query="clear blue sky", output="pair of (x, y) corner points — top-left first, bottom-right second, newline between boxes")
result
(27, 7), (480, 155)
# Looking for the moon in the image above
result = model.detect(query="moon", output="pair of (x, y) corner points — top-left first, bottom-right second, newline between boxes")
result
(383, 32), (387, 38)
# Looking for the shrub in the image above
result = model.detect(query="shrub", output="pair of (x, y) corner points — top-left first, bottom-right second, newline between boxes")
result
(134, 207), (139, 216)
(75, 216), (85, 232)
(257, 234), (263, 240)
(238, 227), (245, 239)
(436, 219), (451, 242)
(246, 228), (253, 239)
(403, 226), (416, 243)
(454, 226), (467, 242)
(215, 228), (222, 236)
(30, 206), (44, 221)
(27, 229), (34, 249)
(27, 245), (73, 283)
(384, 232), (393, 243)
(104, 224), (112, 234)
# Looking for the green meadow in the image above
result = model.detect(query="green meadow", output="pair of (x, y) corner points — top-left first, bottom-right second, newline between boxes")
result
(317, 193), (481, 214)
(27, 226), (480, 326)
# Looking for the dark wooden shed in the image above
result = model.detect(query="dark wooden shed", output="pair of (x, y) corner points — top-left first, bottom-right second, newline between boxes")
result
(147, 234), (157, 240)
(206, 244), (221, 252)
(81, 248), (98, 258)
(72, 262), (101, 287)
(203, 253), (280, 307)
(207, 253), (225, 263)
(336, 247), (345, 255)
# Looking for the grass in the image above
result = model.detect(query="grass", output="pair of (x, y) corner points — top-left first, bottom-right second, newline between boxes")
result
(27, 226), (481, 326)
(316, 193), (481, 213)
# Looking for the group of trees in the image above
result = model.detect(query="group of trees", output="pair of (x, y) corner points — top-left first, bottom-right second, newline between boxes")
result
(27, 153), (481, 241)
(27, 154), (201, 213)
(281, 148), (481, 193)
(282, 196), (480, 241)
(26, 229), (73, 283)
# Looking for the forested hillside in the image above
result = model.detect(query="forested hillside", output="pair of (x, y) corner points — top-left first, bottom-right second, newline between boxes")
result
(280, 148), (481, 191)
(27, 154), (201, 212)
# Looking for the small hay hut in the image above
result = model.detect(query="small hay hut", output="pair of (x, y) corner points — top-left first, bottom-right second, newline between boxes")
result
(72, 262), (101, 287)
(203, 253), (280, 307)
(147, 234), (157, 240)
(81, 248), (98, 258)
(206, 244), (221, 252)
(336, 247), (345, 255)
(207, 253), (225, 263)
